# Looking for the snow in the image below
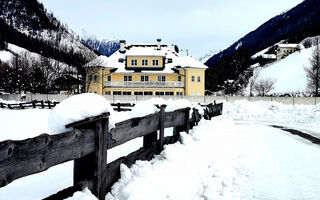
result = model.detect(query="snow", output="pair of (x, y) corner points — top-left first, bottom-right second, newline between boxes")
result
(1, 99), (320, 200)
(48, 93), (115, 134)
(262, 54), (276, 59)
(130, 99), (159, 118)
(65, 188), (97, 200)
(277, 43), (299, 48)
(255, 45), (316, 94)
(0, 50), (13, 63)
(107, 117), (320, 200)
(86, 43), (206, 73)
(235, 41), (242, 50)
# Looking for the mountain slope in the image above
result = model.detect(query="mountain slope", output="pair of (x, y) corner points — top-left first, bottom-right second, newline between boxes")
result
(205, 0), (320, 92)
(0, 0), (95, 67)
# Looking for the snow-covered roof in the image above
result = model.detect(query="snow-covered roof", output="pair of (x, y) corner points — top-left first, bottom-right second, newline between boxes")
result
(277, 44), (299, 48)
(85, 55), (109, 68)
(262, 54), (276, 59)
(86, 43), (207, 73)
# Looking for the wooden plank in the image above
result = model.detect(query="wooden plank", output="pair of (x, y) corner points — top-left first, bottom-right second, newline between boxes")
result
(157, 105), (166, 153)
(93, 118), (108, 200)
(163, 108), (188, 128)
(65, 112), (110, 129)
(143, 131), (157, 148)
(108, 112), (160, 149)
(42, 180), (93, 200)
(0, 128), (96, 188)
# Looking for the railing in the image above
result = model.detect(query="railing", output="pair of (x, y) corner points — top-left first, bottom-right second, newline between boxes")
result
(104, 81), (184, 88)
(0, 103), (223, 200)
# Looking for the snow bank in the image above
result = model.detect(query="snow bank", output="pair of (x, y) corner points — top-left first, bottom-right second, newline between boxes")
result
(65, 188), (97, 200)
(223, 100), (320, 126)
(48, 93), (115, 134)
(130, 99), (160, 118)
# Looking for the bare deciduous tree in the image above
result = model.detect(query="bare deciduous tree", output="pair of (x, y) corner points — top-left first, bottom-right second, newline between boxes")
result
(254, 78), (276, 96)
(305, 38), (320, 96)
(249, 71), (259, 96)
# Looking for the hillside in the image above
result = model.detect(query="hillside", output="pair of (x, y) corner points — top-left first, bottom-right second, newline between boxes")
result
(0, 0), (96, 67)
(205, 0), (320, 92)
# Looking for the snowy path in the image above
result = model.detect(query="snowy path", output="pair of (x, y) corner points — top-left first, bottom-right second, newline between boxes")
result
(107, 117), (320, 200)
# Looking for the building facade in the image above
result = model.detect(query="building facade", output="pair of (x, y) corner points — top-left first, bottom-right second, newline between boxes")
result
(275, 44), (300, 60)
(86, 39), (207, 96)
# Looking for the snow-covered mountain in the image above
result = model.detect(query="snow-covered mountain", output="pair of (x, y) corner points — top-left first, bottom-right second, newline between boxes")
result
(249, 36), (320, 95)
(0, 0), (96, 66)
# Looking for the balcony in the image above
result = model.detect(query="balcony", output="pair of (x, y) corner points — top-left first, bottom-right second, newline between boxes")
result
(104, 81), (184, 88)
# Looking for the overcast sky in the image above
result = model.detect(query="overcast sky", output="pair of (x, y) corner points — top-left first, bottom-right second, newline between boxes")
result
(39, 0), (303, 58)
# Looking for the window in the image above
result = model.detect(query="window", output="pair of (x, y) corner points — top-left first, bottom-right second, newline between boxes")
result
(105, 91), (111, 95)
(176, 92), (183, 96)
(191, 76), (195, 82)
(152, 60), (159, 66)
(141, 76), (149, 82)
(134, 91), (143, 95)
(123, 91), (132, 95)
(178, 76), (182, 82)
(165, 92), (174, 96)
(93, 74), (98, 82)
(158, 76), (166, 82)
(142, 59), (148, 66)
(144, 91), (153, 95)
(131, 59), (137, 66)
(124, 75), (132, 81)
(113, 91), (122, 95)
(155, 92), (165, 96)
(107, 75), (111, 82)
(197, 76), (201, 82)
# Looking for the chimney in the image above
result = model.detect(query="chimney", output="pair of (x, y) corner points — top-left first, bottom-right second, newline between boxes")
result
(157, 38), (161, 50)
(119, 40), (126, 53)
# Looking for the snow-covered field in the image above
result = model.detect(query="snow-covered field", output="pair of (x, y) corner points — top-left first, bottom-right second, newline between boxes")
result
(253, 42), (319, 95)
(0, 98), (319, 200)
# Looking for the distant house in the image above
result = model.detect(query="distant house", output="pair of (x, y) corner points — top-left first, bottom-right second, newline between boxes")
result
(85, 39), (207, 96)
(275, 44), (300, 60)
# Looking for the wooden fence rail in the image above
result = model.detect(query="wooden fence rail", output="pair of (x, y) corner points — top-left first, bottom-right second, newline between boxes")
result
(0, 103), (223, 200)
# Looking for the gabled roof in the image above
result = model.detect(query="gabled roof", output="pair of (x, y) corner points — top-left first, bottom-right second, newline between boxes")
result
(277, 44), (299, 48)
(85, 43), (207, 73)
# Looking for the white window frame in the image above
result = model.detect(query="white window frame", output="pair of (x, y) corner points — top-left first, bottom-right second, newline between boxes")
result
(197, 76), (201, 82)
(131, 59), (137, 66)
(157, 75), (166, 82)
(142, 59), (148, 66)
(191, 76), (195, 82)
(152, 59), (159, 66)
(124, 75), (132, 82)
(141, 75), (149, 82)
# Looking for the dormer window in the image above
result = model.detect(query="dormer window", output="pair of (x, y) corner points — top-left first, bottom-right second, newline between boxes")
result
(142, 59), (148, 66)
(131, 59), (137, 66)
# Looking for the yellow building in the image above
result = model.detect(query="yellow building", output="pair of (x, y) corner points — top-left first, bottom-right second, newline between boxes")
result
(85, 39), (207, 96)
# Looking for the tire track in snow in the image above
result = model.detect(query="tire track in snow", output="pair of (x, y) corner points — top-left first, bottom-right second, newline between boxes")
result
(271, 125), (320, 145)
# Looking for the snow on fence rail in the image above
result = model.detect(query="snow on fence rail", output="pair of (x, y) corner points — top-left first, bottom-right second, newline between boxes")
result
(0, 103), (223, 200)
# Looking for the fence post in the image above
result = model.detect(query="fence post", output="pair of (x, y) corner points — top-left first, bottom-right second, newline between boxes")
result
(157, 105), (166, 153)
(48, 101), (51, 109)
(117, 102), (121, 112)
(41, 100), (44, 108)
(184, 108), (190, 134)
(0, 102), (3, 109)
(73, 117), (109, 200)
(32, 100), (36, 108)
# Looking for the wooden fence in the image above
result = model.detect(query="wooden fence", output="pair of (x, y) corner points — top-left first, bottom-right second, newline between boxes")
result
(0, 103), (223, 200)
(0, 100), (59, 109)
